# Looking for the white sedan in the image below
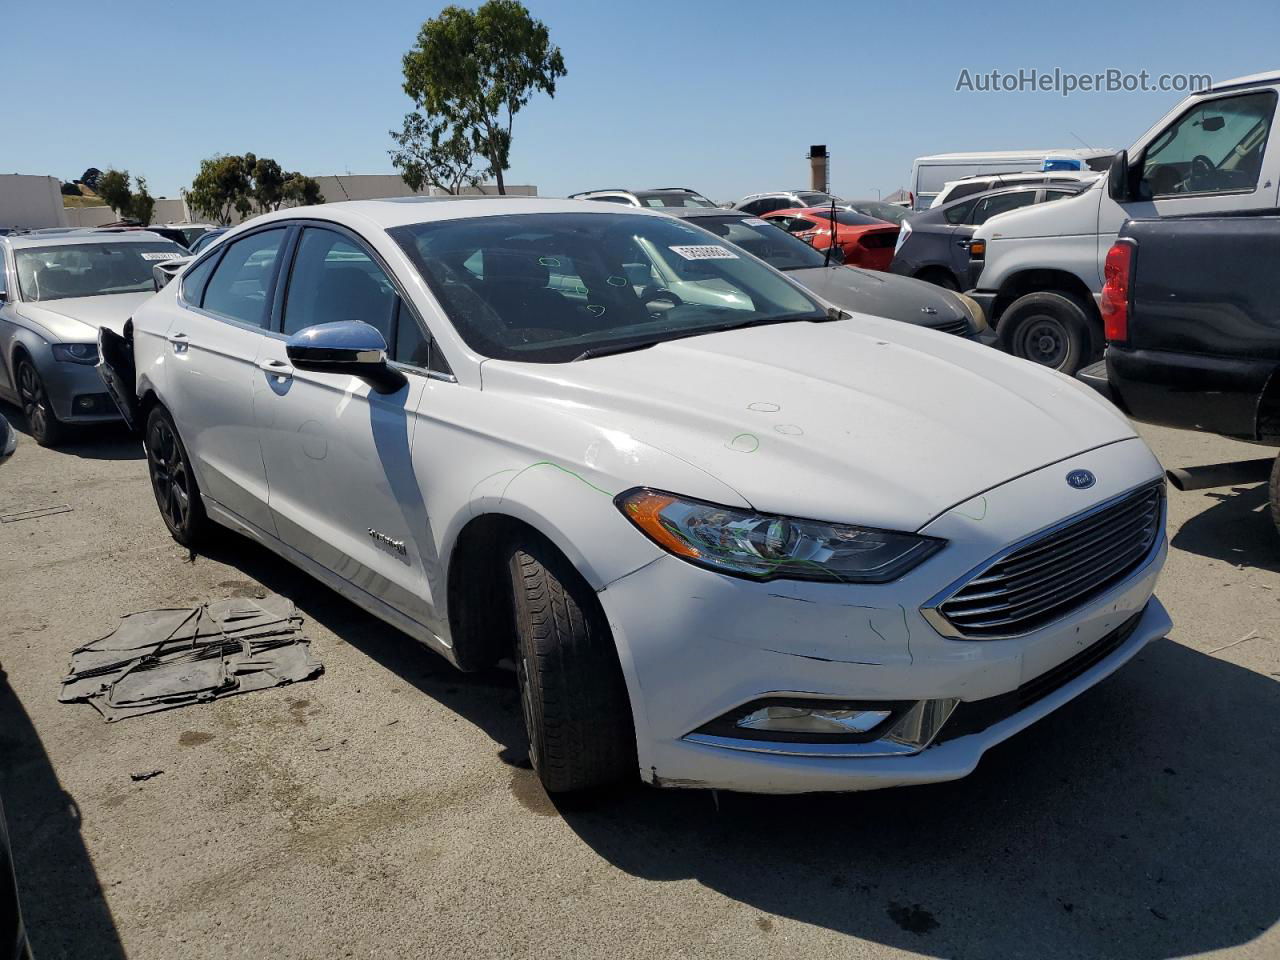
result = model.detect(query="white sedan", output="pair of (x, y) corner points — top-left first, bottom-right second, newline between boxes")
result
(100, 197), (1170, 796)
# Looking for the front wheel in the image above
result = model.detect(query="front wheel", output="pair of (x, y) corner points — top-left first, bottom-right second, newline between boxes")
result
(508, 536), (636, 795)
(998, 291), (1095, 374)
(145, 405), (209, 548)
(16, 357), (63, 447)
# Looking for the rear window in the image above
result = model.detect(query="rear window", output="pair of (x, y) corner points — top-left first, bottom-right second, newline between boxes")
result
(635, 192), (717, 208)
(806, 209), (885, 227)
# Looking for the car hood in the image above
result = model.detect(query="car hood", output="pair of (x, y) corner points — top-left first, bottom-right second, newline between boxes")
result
(15, 292), (153, 341)
(481, 315), (1135, 532)
(788, 265), (968, 328)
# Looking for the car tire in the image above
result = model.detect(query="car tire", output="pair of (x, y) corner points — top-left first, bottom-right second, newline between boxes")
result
(145, 405), (209, 549)
(15, 356), (64, 447)
(998, 291), (1095, 374)
(508, 535), (636, 795)
(1270, 454), (1280, 540)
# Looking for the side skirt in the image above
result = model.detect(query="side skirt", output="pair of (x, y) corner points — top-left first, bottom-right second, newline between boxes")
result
(202, 496), (460, 667)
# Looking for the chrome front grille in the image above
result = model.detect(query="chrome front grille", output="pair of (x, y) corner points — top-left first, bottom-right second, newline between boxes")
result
(928, 482), (1164, 639)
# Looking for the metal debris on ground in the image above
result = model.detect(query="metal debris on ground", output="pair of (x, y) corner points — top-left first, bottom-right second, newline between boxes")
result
(1, 504), (73, 523)
(60, 596), (323, 722)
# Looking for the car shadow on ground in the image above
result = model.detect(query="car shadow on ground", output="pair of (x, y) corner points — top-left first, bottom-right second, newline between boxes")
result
(0, 399), (144, 462)
(0, 669), (126, 959)
(1170, 482), (1280, 573)
(197, 534), (1279, 960)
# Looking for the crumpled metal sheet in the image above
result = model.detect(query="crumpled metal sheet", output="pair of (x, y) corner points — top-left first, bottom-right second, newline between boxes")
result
(59, 595), (323, 721)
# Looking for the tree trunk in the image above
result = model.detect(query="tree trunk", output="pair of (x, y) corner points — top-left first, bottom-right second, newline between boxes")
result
(493, 157), (506, 195)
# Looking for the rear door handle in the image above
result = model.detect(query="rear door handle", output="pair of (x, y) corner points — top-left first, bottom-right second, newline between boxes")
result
(258, 359), (294, 381)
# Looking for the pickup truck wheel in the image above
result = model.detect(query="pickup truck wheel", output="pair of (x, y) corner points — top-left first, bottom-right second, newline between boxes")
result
(508, 535), (636, 795)
(1270, 455), (1280, 539)
(999, 291), (1093, 374)
(16, 357), (64, 447)
(145, 405), (209, 548)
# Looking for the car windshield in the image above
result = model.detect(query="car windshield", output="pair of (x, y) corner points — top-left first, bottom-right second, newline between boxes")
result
(796, 192), (835, 206)
(686, 214), (828, 271)
(805, 209), (885, 227)
(844, 201), (911, 224)
(390, 212), (824, 363)
(15, 241), (188, 301)
(634, 192), (718, 208)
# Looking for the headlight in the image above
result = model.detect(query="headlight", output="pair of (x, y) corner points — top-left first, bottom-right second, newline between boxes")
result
(954, 292), (988, 331)
(51, 343), (99, 365)
(615, 488), (944, 583)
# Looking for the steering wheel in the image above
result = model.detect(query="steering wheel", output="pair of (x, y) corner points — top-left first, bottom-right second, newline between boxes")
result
(1186, 154), (1216, 190)
(639, 285), (684, 309)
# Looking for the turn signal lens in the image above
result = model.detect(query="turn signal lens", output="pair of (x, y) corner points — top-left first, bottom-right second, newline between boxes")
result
(968, 239), (986, 259)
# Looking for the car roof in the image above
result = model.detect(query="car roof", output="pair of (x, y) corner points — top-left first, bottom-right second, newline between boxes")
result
(3, 230), (179, 249)
(1210, 70), (1280, 92)
(237, 197), (677, 233)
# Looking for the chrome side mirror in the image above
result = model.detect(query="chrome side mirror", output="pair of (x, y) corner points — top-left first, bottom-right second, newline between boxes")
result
(0, 414), (16, 464)
(285, 320), (406, 394)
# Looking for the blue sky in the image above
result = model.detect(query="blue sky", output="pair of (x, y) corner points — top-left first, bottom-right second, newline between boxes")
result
(7, 0), (1279, 203)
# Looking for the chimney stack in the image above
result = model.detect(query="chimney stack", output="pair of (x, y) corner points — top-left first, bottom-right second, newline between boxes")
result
(808, 145), (828, 192)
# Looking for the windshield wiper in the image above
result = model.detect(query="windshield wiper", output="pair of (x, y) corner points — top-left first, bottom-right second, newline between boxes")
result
(571, 340), (663, 362)
(709, 310), (845, 334)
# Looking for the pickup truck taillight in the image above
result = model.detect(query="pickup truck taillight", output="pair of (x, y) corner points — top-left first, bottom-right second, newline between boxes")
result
(1101, 240), (1133, 343)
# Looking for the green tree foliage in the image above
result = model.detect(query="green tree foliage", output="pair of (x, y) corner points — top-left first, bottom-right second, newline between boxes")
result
(131, 177), (156, 226)
(390, 111), (488, 194)
(96, 169), (134, 217)
(186, 154), (323, 225)
(79, 167), (103, 192)
(60, 182), (82, 196)
(400, 0), (565, 195)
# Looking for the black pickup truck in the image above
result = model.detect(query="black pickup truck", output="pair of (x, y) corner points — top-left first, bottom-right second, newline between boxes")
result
(1078, 213), (1280, 536)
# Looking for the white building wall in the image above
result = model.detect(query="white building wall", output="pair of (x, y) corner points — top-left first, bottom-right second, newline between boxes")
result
(0, 175), (69, 229)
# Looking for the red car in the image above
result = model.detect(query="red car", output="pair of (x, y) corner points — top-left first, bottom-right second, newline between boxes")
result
(762, 207), (899, 271)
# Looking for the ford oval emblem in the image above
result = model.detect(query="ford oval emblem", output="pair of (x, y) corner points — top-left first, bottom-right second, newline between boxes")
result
(1066, 469), (1096, 490)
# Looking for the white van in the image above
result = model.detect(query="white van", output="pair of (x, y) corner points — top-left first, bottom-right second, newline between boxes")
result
(909, 149), (1115, 210)
(968, 70), (1280, 374)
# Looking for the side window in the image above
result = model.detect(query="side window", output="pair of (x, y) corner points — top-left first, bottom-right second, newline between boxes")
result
(1041, 189), (1074, 203)
(782, 217), (814, 234)
(201, 228), (286, 327)
(282, 228), (397, 344)
(180, 251), (219, 306)
(1140, 91), (1276, 198)
(944, 198), (978, 224)
(739, 200), (763, 215)
(970, 191), (1037, 226)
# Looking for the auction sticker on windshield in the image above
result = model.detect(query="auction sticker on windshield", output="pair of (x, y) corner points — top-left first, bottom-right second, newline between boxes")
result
(742, 218), (769, 226)
(669, 245), (739, 260)
(141, 252), (183, 260)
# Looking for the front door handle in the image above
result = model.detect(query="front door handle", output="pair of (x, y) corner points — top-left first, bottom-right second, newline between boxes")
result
(167, 332), (189, 353)
(258, 358), (294, 381)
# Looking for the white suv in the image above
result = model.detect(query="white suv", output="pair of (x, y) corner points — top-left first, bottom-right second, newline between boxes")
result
(100, 197), (1170, 797)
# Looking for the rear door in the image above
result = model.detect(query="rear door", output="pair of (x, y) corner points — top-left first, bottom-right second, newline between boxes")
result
(253, 224), (443, 631)
(163, 225), (288, 534)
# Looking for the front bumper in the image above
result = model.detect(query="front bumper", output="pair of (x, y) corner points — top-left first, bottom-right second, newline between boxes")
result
(598, 437), (1168, 793)
(32, 347), (120, 424)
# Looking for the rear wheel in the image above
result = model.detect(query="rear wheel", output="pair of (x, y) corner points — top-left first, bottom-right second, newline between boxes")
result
(145, 405), (209, 548)
(999, 291), (1095, 374)
(16, 356), (63, 447)
(508, 535), (636, 795)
